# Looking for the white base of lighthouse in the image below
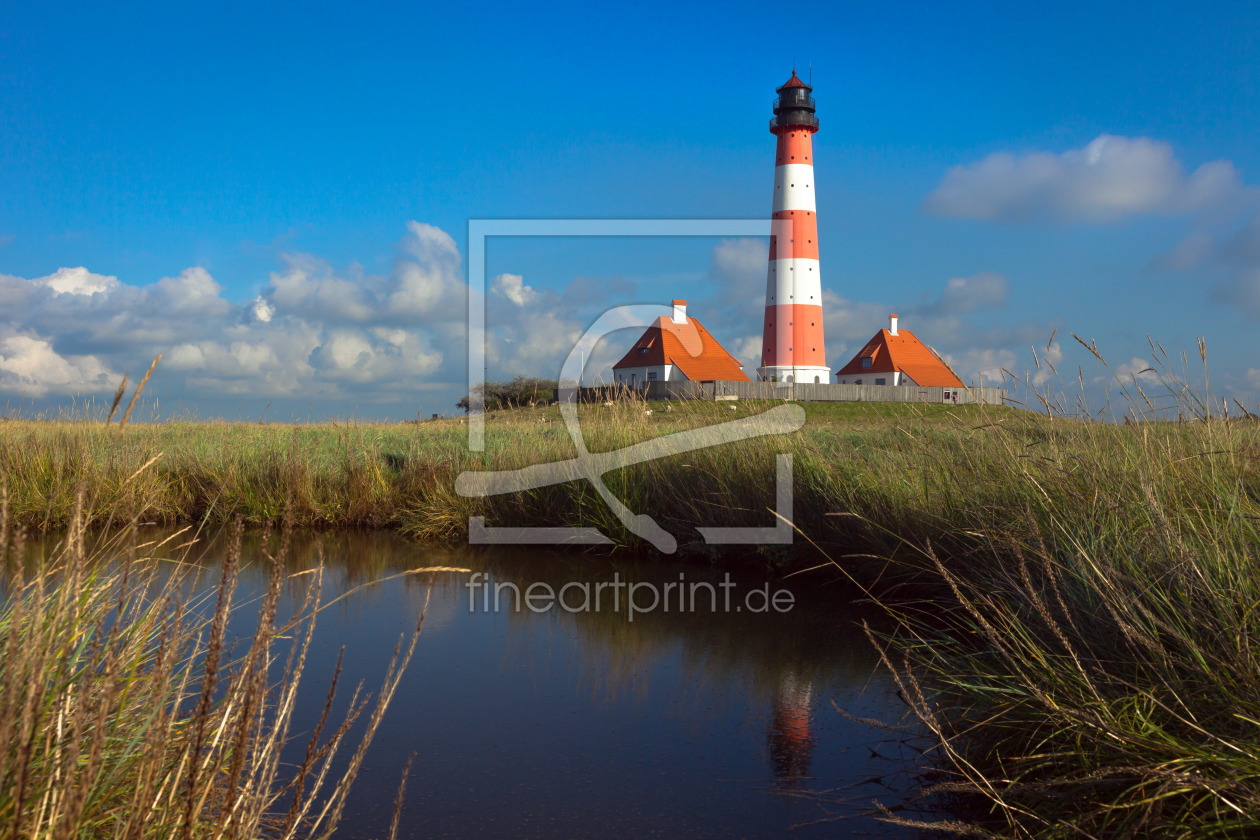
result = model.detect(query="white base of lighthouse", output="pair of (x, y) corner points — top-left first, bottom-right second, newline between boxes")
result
(757, 365), (831, 385)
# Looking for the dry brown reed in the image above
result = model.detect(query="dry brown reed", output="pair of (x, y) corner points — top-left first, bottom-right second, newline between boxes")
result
(0, 488), (430, 839)
(118, 354), (163, 436)
(105, 376), (128, 426)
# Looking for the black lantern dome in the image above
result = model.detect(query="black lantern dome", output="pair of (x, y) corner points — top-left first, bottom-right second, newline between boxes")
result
(770, 70), (818, 133)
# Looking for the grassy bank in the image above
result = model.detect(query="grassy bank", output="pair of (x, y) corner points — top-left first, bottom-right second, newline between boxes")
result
(4, 388), (1260, 836)
(4, 398), (1251, 569)
(864, 408), (1260, 838)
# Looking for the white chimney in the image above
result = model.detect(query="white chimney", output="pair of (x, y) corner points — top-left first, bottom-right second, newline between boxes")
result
(889, 313), (899, 336)
(672, 299), (687, 324)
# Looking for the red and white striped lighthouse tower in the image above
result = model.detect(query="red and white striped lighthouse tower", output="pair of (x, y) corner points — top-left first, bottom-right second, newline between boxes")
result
(758, 70), (829, 384)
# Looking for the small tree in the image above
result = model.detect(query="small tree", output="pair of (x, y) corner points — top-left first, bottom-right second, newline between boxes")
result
(457, 376), (559, 412)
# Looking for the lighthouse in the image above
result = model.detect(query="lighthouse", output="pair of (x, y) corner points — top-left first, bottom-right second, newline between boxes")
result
(758, 70), (829, 385)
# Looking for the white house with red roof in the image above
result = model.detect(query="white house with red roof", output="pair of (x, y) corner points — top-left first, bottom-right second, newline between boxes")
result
(612, 300), (751, 387)
(834, 314), (964, 388)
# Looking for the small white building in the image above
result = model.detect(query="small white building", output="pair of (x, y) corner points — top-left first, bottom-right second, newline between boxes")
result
(612, 300), (750, 387)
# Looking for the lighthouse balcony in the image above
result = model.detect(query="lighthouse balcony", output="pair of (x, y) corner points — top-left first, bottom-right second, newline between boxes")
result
(770, 114), (820, 132)
(772, 94), (815, 112)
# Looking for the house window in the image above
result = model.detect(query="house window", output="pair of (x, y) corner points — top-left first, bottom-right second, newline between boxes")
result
(639, 347), (649, 354)
(875, 378), (886, 385)
(814, 376), (820, 383)
(855, 379), (862, 385)
(647, 371), (658, 381)
(861, 357), (872, 368)
(943, 390), (951, 400)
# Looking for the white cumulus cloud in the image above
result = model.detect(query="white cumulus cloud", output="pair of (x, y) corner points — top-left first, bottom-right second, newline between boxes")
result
(35, 266), (120, 296)
(0, 333), (118, 396)
(491, 273), (537, 306)
(1113, 357), (1159, 381)
(924, 134), (1247, 223)
(0, 222), (465, 408)
(385, 222), (465, 319)
(250, 297), (275, 323)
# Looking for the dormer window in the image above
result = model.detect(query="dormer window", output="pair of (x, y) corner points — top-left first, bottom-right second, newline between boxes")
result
(639, 347), (649, 354)
(861, 357), (872, 369)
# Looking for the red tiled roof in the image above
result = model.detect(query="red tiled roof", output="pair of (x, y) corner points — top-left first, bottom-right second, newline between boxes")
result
(835, 328), (965, 388)
(613, 316), (750, 382)
(779, 70), (810, 90)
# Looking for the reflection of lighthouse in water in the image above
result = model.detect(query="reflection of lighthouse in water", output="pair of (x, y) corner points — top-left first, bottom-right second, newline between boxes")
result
(767, 671), (815, 785)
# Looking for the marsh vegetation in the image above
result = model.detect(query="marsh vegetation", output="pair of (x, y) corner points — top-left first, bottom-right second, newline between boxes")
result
(2, 344), (1258, 837)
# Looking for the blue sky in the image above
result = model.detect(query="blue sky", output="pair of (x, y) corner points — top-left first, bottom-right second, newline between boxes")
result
(2, 0), (1258, 418)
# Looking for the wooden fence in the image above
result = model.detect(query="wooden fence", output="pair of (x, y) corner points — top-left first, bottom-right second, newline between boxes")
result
(558, 381), (1007, 405)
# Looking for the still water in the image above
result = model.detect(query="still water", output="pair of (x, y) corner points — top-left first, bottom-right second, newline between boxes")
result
(123, 529), (936, 838)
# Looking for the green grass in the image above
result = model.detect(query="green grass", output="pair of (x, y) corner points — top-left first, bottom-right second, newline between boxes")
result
(4, 372), (1260, 837)
(0, 395), (1254, 575)
(0, 398), (1070, 563)
(845, 364), (1260, 837)
(865, 429), (1260, 837)
(1, 396), (1249, 570)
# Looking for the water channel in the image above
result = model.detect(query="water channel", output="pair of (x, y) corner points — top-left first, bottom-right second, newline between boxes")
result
(42, 528), (939, 838)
